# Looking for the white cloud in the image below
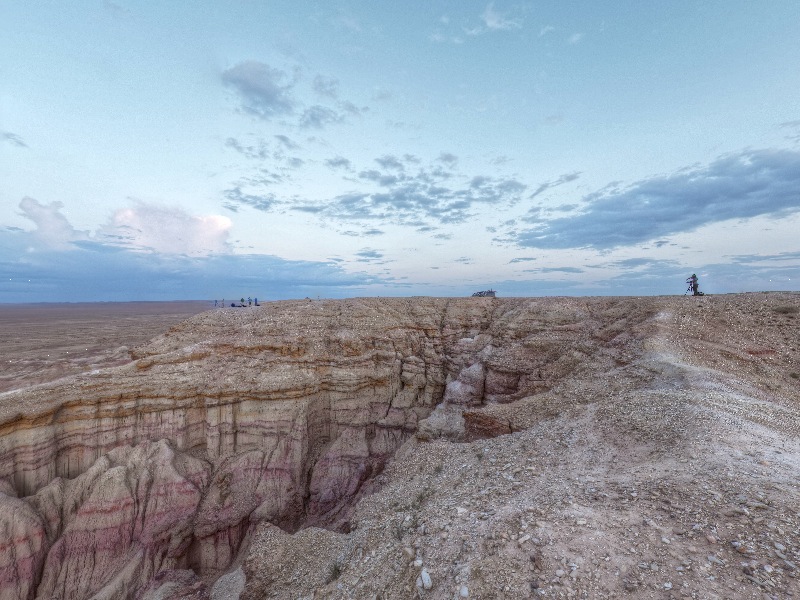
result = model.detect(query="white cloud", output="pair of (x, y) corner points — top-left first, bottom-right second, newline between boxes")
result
(18, 197), (87, 250)
(567, 33), (584, 44)
(98, 203), (232, 256)
(481, 3), (522, 31)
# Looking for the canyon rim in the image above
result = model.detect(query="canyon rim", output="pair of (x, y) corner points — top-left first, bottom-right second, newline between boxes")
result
(0, 294), (799, 599)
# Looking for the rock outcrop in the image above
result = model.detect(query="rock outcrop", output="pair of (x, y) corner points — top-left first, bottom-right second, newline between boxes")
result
(0, 297), (625, 599)
(4, 295), (796, 599)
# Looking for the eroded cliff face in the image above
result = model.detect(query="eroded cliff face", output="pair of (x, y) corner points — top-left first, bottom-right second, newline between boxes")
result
(0, 297), (652, 600)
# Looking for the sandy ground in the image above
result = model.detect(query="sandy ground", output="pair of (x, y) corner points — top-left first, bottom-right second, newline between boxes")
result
(0, 301), (209, 393)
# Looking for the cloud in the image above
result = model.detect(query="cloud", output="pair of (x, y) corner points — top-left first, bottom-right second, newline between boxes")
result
(539, 25), (555, 37)
(225, 137), (269, 160)
(223, 188), (279, 213)
(299, 105), (343, 129)
(372, 88), (392, 102)
(480, 3), (522, 31)
(343, 227), (385, 238)
(18, 197), (87, 249)
(0, 229), (383, 302)
(567, 33), (584, 44)
(513, 148), (800, 250)
(1, 131), (28, 148)
(3, 200), (388, 302)
(326, 156), (353, 170)
(339, 100), (368, 116)
(437, 152), (459, 166)
(319, 167), (526, 225)
(97, 202), (232, 255)
(375, 155), (405, 171)
(525, 266), (584, 274)
(274, 134), (299, 150)
(430, 31), (465, 44)
(228, 153), (525, 229)
(355, 248), (384, 262)
(529, 171), (581, 199)
(313, 75), (339, 98)
(434, 3), (521, 41)
(780, 120), (800, 143)
(290, 205), (326, 214)
(222, 61), (297, 119)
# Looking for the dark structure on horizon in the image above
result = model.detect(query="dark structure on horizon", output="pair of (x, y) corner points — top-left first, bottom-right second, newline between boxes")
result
(471, 289), (497, 297)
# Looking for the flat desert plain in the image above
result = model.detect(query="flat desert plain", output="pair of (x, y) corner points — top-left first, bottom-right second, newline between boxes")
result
(0, 301), (209, 393)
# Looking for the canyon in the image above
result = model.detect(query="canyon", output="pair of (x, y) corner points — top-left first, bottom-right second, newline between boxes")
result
(0, 294), (798, 599)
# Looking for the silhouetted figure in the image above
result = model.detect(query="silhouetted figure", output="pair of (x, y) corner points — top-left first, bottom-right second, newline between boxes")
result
(686, 274), (700, 296)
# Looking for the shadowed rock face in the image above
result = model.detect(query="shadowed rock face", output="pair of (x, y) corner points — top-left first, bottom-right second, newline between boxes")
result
(0, 297), (653, 600)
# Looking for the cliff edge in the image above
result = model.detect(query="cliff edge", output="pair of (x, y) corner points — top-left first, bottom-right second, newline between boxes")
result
(0, 295), (798, 599)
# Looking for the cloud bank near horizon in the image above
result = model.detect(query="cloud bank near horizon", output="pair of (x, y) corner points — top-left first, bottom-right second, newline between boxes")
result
(1, 199), (384, 302)
(510, 149), (800, 250)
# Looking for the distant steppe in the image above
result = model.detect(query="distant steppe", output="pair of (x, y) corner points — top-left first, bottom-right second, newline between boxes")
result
(0, 301), (209, 393)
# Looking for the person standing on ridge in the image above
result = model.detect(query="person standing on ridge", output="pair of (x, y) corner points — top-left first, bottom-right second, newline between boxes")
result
(686, 273), (699, 296)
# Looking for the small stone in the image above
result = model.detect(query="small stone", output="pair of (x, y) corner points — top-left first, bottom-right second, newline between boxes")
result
(418, 568), (432, 590)
(663, 582), (673, 590)
(459, 585), (469, 597)
(555, 569), (566, 578)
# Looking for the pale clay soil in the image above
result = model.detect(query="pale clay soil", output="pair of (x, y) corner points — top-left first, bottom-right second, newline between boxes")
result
(2, 294), (799, 600)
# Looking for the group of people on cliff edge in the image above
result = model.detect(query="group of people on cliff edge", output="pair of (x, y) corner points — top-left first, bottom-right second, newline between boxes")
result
(213, 297), (260, 307)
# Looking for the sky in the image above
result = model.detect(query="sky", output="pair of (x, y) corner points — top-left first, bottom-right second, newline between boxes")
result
(2, 1), (800, 302)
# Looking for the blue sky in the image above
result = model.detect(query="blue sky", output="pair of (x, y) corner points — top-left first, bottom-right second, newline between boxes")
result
(2, 1), (799, 302)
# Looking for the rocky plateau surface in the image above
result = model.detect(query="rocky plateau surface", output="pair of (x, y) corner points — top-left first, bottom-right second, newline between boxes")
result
(0, 294), (799, 600)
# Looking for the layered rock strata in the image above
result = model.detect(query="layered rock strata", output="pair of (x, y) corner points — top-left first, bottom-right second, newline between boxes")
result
(0, 297), (651, 600)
